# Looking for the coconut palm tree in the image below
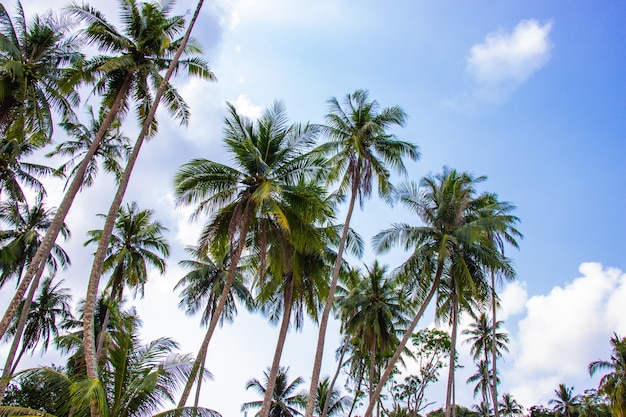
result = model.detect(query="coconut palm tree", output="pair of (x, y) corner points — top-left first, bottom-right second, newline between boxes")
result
(462, 312), (509, 410)
(0, 0), (209, 345)
(6, 275), (73, 374)
(368, 168), (518, 417)
(175, 243), (254, 407)
(499, 393), (524, 417)
(84, 201), (169, 359)
(252, 178), (340, 417)
(70, 0), (214, 389)
(0, 309), (221, 417)
(305, 89), (419, 417)
(0, 2), (79, 142)
(309, 376), (349, 417)
(46, 106), (131, 190)
(466, 359), (499, 406)
(174, 100), (321, 407)
(339, 261), (410, 411)
(242, 367), (306, 417)
(550, 384), (581, 417)
(478, 193), (521, 417)
(589, 334), (626, 417)
(0, 199), (70, 402)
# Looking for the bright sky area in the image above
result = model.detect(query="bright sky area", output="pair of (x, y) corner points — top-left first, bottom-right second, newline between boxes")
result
(3, 1), (626, 416)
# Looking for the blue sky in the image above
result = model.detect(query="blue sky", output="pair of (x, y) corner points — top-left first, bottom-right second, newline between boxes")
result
(4, 0), (626, 416)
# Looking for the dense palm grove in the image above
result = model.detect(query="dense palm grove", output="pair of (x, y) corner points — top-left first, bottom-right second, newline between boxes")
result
(0, 1), (624, 417)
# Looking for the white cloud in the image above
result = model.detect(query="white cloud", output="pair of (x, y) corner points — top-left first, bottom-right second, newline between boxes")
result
(505, 263), (626, 407)
(229, 94), (263, 119)
(499, 281), (529, 321)
(467, 20), (553, 85)
(446, 19), (553, 111)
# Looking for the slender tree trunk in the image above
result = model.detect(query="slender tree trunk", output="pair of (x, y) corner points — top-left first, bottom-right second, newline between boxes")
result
(347, 375), (363, 417)
(369, 347), (376, 411)
(95, 268), (124, 361)
(178, 207), (253, 407)
(321, 341), (348, 417)
(363, 266), (443, 417)
(0, 267), (44, 401)
(0, 75), (132, 341)
(193, 353), (207, 408)
(490, 271), (500, 417)
(445, 291), (458, 417)
(83, 0), (207, 390)
(305, 178), (359, 417)
(260, 276), (294, 417)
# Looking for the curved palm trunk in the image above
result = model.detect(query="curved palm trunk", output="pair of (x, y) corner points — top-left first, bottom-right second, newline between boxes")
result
(0, 267), (44, 401)
(260, 275), (294, 417)
(445, 291), (459, 417)
(490, 271), (499, 417)
(305, 178), (359, 417)
(83, 0), (207, 388)
(363, 266), (443, 417)
(177, 207), (253, 407)
(0, 74), (133, 341)
(321, 341), (348, 417)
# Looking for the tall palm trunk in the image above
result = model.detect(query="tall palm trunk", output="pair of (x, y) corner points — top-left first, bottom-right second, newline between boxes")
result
(95, 265), (124, 360)
(0, 74), (133, 341)
(260, 275), (295, 417)
(321, 340), (348, 417)
(305, 177), (359, 417)
(445, 290), (459, 417)
(369, 347), (377, 417)
(490, 271), (499, 417)
(0, 267), (44, 401)
(177, 206), (253, 407)
(363, 264), (444, 417)
(83, 0), (207, 386)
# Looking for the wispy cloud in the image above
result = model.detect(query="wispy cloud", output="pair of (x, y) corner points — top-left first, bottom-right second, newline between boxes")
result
(447, 19), (553, 111)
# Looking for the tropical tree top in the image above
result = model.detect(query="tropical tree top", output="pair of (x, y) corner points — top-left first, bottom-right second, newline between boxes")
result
(318, 89), (420, 206)
(66, 0), (215, 134)
(84, 201), (169, 299)
(0, 1), (80, 142)
(241, 366), (306, 417)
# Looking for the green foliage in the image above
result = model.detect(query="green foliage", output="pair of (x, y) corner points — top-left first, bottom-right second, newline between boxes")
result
(1, 364), (65, 413)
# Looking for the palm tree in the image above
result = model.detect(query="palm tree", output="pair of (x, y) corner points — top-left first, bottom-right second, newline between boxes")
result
(72, 0), (215, 389)
(339, 261), (410, 411)
(174, 100), (321, 407)
(305, 89), (419, 417)
(479, 193), (521, 417)
(368, 168), (517, 417)
(6, 275), (73, 373)
(462, 312), (509, 410)
(175, 243), (254, 407)
(0, 0), (208, 345)
(84, 201), (169, 358)
(466, 359), (499, 406)
(242, 367), (306, 417)
(589, 334), (626, 417)
(0, 200), (70, 402)
(550, 384), (581, 417)
(499, 393), (524, 417)
(1, 309), (222, 417)
(46, 106), (131, 190)
(0, 2), (79, 142)
(253, 179), (337, 417)
(309, 377), (349, 417)
(0, 200), (70, 289)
